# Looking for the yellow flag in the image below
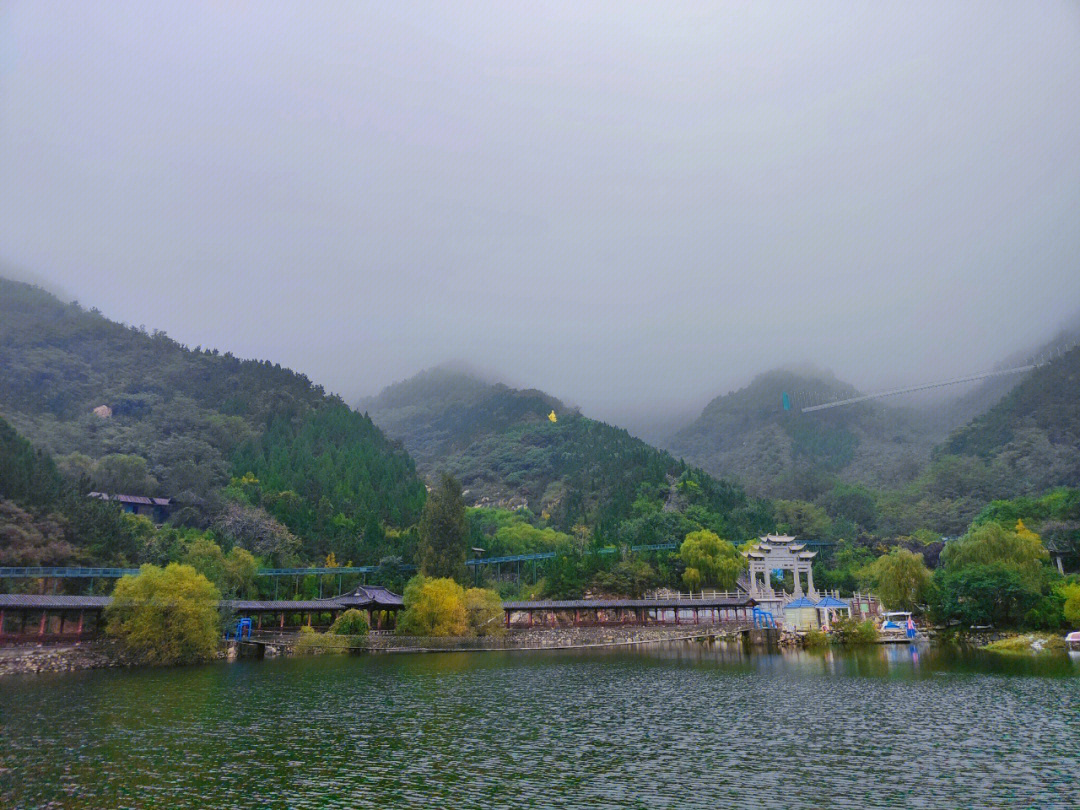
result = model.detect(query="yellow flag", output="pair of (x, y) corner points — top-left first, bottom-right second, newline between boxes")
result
(548, 410), (557, 423)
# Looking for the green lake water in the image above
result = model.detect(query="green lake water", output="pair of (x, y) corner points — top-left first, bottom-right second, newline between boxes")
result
(2, 642), (1078, 809)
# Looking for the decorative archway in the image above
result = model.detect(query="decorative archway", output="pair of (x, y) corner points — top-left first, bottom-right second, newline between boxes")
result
(743, 535), (817, 598)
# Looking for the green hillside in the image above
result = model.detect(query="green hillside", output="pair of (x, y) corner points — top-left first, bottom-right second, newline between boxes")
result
(942, 345), (1080, 466)
(0, 277), (425, 562)
(365, 368), (772, 544)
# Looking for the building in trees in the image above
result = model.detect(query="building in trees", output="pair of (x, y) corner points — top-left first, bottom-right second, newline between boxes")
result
(87, 492), (173, 522)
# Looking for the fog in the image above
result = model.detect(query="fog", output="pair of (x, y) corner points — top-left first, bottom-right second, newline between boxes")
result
(2, 2), (1079, 434)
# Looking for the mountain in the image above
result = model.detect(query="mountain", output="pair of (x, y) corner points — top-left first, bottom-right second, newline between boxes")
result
(0, 277), (426, 560)
(361, 366), (564, 469)
(364, 367), (770, 540)
(939, 344), (1080, 488)
(665, 367), (939, 501)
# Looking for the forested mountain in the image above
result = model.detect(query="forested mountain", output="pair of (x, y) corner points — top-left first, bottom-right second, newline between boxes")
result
(365, 368), (772, 545)
(0, 277), (425, 562)
(665, 367), (938, 501)
(361, 366), (564, 468)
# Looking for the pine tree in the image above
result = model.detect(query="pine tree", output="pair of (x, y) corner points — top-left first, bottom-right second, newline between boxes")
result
(417, 474), (468, 582)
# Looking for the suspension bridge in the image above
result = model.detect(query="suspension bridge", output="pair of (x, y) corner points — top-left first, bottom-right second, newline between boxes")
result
(0, 539), (838, 590)
(790, 361), (1045, 413)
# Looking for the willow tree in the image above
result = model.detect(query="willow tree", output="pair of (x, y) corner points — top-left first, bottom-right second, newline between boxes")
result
(106, 563), (221, 665)
(940, 520), (1049, 590)
(396, 576), (468, 637)
(861, 548), (931, 612)
(679, 530), (744, 590)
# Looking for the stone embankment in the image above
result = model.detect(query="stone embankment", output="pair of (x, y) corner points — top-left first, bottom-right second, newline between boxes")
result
(259, 624), (757, 655)
(0, 641), (137, 677)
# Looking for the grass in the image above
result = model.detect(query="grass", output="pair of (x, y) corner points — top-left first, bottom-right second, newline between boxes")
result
(982, 633), (1067, 656)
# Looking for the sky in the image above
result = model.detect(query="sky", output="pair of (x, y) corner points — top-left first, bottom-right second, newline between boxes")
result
(2, 1), (1079, 434)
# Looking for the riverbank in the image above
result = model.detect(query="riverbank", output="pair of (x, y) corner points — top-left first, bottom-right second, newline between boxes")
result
(1, 625), (757, 675)
(0, 640), (140, 676)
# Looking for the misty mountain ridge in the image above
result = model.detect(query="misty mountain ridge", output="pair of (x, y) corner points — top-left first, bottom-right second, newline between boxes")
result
(662, 367), (939, 499)
(361, 366), (768, 537)
(360, 364), (569, 471)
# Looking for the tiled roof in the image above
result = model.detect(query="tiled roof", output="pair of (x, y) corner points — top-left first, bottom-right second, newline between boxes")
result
(86, 493), (172, 506)
(504, 596), (755, 610)
(815, 596), (849, 608)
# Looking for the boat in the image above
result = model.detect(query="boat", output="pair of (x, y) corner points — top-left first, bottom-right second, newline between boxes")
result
(879, 611), (919, 642)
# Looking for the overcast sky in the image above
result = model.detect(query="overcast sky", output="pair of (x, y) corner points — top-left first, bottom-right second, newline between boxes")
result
(3, 1), (1079, 431)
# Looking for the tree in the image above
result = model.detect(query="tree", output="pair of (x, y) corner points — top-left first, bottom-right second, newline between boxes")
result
(182, 537), (227, 587)
(223, 546), (258, 598)
(860, 548), (931, 612)
(105, 563), (221, 665)
(1061, 583), (1080, 626)
(931, 563), (1041, 629)
(214, 502), (299, 566)
(417, 474), (468, 581)
(774, 500), (832, 538)
(396, 575), (467, 637)
(940, 521), (1050, 590)
(93, 453), (157, 494)
(679, 530), (744, 590)
(464, 588), (505, 636)
(329, 608), (370, 636)
(592, 559), (658, 598)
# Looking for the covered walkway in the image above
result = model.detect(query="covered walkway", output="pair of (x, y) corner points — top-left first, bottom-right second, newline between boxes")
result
(503, 596), (757, 629)
(0, 584), (405, 643)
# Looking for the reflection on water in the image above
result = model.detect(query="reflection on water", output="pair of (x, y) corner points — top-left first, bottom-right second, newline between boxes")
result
(2, 643), (1078, 809)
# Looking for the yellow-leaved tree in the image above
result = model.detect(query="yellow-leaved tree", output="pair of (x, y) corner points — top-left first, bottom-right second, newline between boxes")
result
(106, 563), (221, 665)
(464, 587), (505, 636)
(396, 576), (468, 637)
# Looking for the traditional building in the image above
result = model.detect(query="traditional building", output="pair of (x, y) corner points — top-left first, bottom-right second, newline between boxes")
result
(88, 493), (173, 523)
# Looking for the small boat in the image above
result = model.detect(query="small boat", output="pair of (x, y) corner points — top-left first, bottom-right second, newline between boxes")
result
(880, 612), (919, 642)
(1066, 631), (1080, 652)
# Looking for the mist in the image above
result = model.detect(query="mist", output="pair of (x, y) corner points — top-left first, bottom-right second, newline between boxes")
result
(3, 1), (1079, 433)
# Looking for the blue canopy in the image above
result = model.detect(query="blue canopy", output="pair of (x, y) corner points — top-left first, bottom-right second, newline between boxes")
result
(785, 597), (819, 609)
(815, 596), (849, 608)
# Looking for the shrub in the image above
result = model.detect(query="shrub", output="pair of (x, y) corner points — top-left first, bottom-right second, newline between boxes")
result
(803, 628), (828, 648)
(830, 616), (879, 645)
(294, 627), (351, 655)
(329, 608), (370, 637)
(106, 563), (221, 665)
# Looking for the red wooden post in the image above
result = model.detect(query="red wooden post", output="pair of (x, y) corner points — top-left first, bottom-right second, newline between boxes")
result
(279, 612), (285, 629)
(39, 611), (48, 636)
(0, 609), (5, 637)
(505, 610), (510, 628)
(528, 610), (534, 627)
(76, 610), (84, 638)
(674, 608), (679, 626)
(257, 614), (263, 630)
(574, 609), (580, 626)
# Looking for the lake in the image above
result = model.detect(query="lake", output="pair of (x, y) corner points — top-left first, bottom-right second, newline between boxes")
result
(2, 642), (1078, 809)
